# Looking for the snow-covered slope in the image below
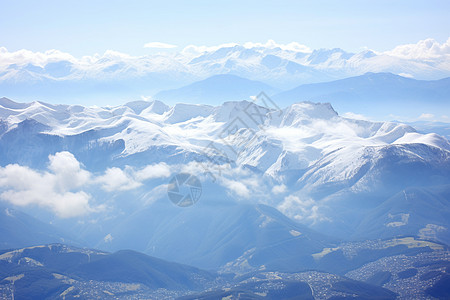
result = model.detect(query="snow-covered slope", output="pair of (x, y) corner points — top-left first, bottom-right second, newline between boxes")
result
(2, 97), (448, 165)
(1, 97), (450, 248)
(1, 97), (449, 176)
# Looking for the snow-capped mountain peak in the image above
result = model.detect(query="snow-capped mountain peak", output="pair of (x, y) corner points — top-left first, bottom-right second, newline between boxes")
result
(1, 97), (449, 250)
(1, 38), (449, 105)
(1, 97), (447, 175)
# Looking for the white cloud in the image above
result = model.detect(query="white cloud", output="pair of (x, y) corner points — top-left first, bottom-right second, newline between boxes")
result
(0, 152), (98, 218)
(178, 161), (244, 182)
(181, 42), (238, 56)
(96, 167), (142, 192)
(272, 184), (287, 194)
(418, 113), (435, 120)
(140, 95), (153, 101)
(179, 161), (210, 176)
(398, 73), (414, 78)
(96, 163), (171, 192)
(0, 152), (175, 217)
(278, 195), (313, 213)
(342, 112), (371, 121)
(144, 42), (177, 49)
(181, 40), (311, 57)
(140, 184), (168, 206)
(1, 188), (92, 219)
(0, 47), (76, 68)
(134, 162), (171, 181)
(221, 178), (250, 198)
(385, 37), (450, 59)
(277, 195), (327, 224)
(243, 40), (311, 53)
(48, 151), (91, 192)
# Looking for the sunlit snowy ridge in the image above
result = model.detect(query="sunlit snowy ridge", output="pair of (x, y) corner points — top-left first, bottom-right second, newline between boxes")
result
(1, 96), (450, 298)
(2, 96), (448, 170)
(1, 38), (450, 105)
(1, 97), (449, 240)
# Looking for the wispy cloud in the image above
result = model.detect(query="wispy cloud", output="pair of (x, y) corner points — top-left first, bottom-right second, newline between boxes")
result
(418, 113), (435, 120)
(243, 40), (311, 53)
(181, 40), (311, 56)
(181, 42), (238, 56)
(272, 184), (287, 194)
(144, 42), (177, 49)
(277, 195), (328, 224)
(342, 112), (371, 121)
(220, 178), (250, 198)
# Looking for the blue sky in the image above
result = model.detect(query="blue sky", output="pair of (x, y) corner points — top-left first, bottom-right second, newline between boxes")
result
(1, 0), (449, 56)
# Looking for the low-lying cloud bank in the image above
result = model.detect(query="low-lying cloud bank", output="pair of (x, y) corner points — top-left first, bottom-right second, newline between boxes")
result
(0, 151), (171, 218)
(0, 151), (314, 219)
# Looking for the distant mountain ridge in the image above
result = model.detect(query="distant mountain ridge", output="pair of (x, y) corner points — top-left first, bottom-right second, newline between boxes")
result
(154, 74), (279, 105)
(0, 243), (216, 299)
(152, 72), (450, 119)
(272, 72), (450, 119)
(1, 242), (416, 299)
(1, 38), (449, 104)
(0, 206), (78, 249)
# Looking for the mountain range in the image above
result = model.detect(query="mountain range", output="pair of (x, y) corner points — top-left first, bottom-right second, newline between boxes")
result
(152, 72), (450, 120)
(1, 38), (449, 105)
(0, 244), (216, 299)
(0, 97), (449, 251)
(1, 96), (450, 298)
(3, 242), (422, 299)
(154, 74), (279, 104)
(0, 206), (77, 249)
